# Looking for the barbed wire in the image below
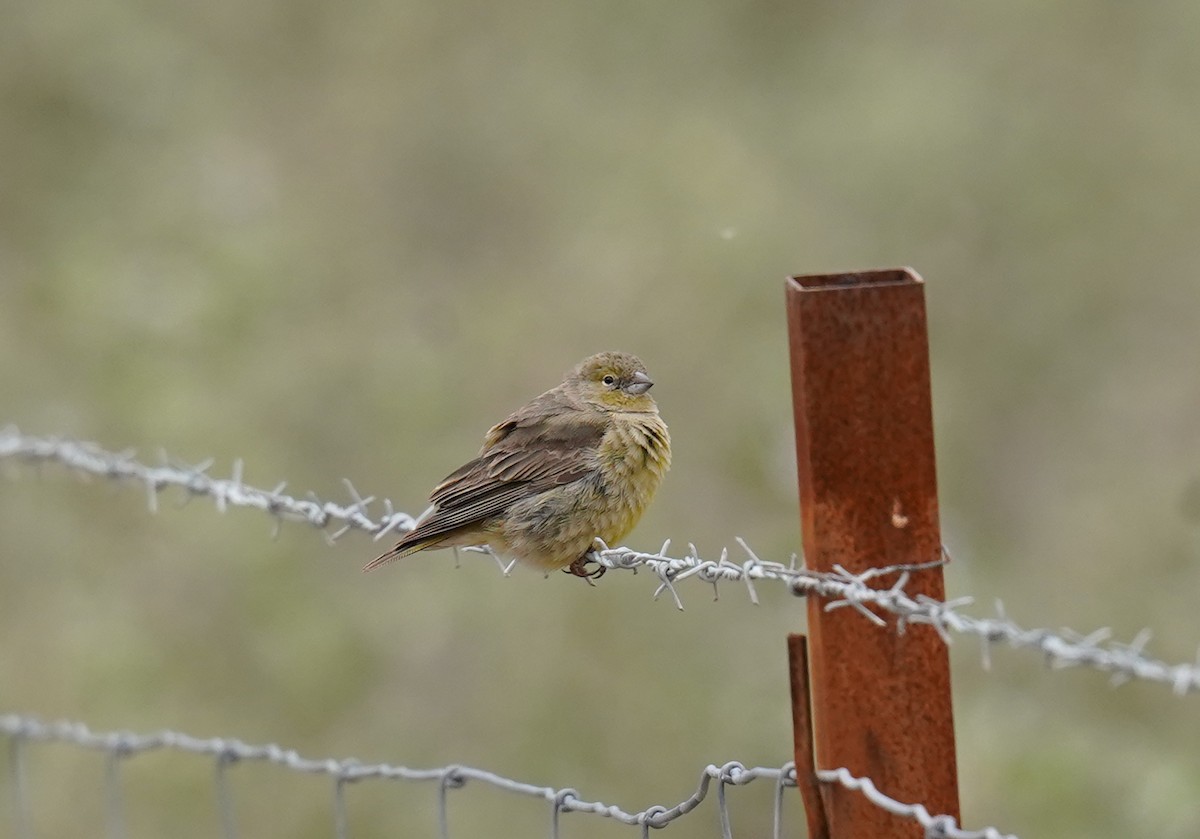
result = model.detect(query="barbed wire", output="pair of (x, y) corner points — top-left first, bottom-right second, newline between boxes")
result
(1, 714), (796, 839)
(4, 427), (1200, 696)
(816, 768), (1016, 839)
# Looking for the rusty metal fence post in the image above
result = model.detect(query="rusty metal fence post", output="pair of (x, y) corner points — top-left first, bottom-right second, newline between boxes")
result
(786, 269), (959, 838)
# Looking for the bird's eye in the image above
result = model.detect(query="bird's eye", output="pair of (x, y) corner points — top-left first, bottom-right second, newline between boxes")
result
(602, 374), (616, 386)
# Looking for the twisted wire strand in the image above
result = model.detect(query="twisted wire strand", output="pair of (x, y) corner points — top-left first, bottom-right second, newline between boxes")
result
(1, 715), (1022, 838)
(817, 768), (1016, 839)
(4, 427), (1200, 695)
(0, 715), (793, 834)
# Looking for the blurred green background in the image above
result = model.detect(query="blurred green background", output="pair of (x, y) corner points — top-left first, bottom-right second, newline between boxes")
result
(3, 1), (1200, 836)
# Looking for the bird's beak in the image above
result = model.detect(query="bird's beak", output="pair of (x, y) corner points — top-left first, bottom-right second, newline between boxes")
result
(625, 371), (654, 395)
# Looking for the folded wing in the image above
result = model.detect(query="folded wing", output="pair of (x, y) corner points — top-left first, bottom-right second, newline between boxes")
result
(365, 406), (607, 569)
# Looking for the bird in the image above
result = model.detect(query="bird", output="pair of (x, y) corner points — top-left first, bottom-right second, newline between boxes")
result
(364, 351), (670, 580)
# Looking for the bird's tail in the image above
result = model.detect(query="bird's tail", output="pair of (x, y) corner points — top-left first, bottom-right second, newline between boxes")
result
(362, 535), (438, 572)
(362, 504), (439, 572)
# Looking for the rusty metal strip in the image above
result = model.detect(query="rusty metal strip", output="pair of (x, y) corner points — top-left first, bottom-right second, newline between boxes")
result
(788, 634), (830, 839)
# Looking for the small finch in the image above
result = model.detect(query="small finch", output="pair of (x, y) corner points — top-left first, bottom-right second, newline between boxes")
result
(365, 352), (671, 579)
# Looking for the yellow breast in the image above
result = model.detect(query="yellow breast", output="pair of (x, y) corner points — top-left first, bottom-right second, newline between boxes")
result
(595, 412), (671, 543)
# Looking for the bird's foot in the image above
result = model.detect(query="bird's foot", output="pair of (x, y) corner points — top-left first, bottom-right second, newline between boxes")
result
(565, 554), (606, 585)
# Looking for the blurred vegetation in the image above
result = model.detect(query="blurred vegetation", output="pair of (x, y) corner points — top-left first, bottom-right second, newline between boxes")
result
(2, 1), (1200, 836)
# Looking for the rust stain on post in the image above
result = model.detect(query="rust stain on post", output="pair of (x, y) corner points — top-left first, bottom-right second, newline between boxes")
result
(786, 268), (959, 837)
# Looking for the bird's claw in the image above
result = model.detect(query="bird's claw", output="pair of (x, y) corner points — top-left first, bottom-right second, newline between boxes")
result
(565, 554), (606, 584)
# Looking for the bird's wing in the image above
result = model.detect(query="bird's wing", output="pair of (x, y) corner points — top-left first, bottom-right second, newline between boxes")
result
(405, 407), (608, 542)
(478, 385), (578, 450)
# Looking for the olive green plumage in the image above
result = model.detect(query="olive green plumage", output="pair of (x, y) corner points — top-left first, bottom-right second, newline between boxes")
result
(365, 352), (671, 577)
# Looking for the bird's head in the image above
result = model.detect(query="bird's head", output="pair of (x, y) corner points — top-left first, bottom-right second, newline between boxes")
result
(568, 352), (658, 412)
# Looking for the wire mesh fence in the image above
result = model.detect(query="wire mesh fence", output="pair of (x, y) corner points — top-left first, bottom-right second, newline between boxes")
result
(1, 715), (799, 839)
(2, 715), (1016, 839)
